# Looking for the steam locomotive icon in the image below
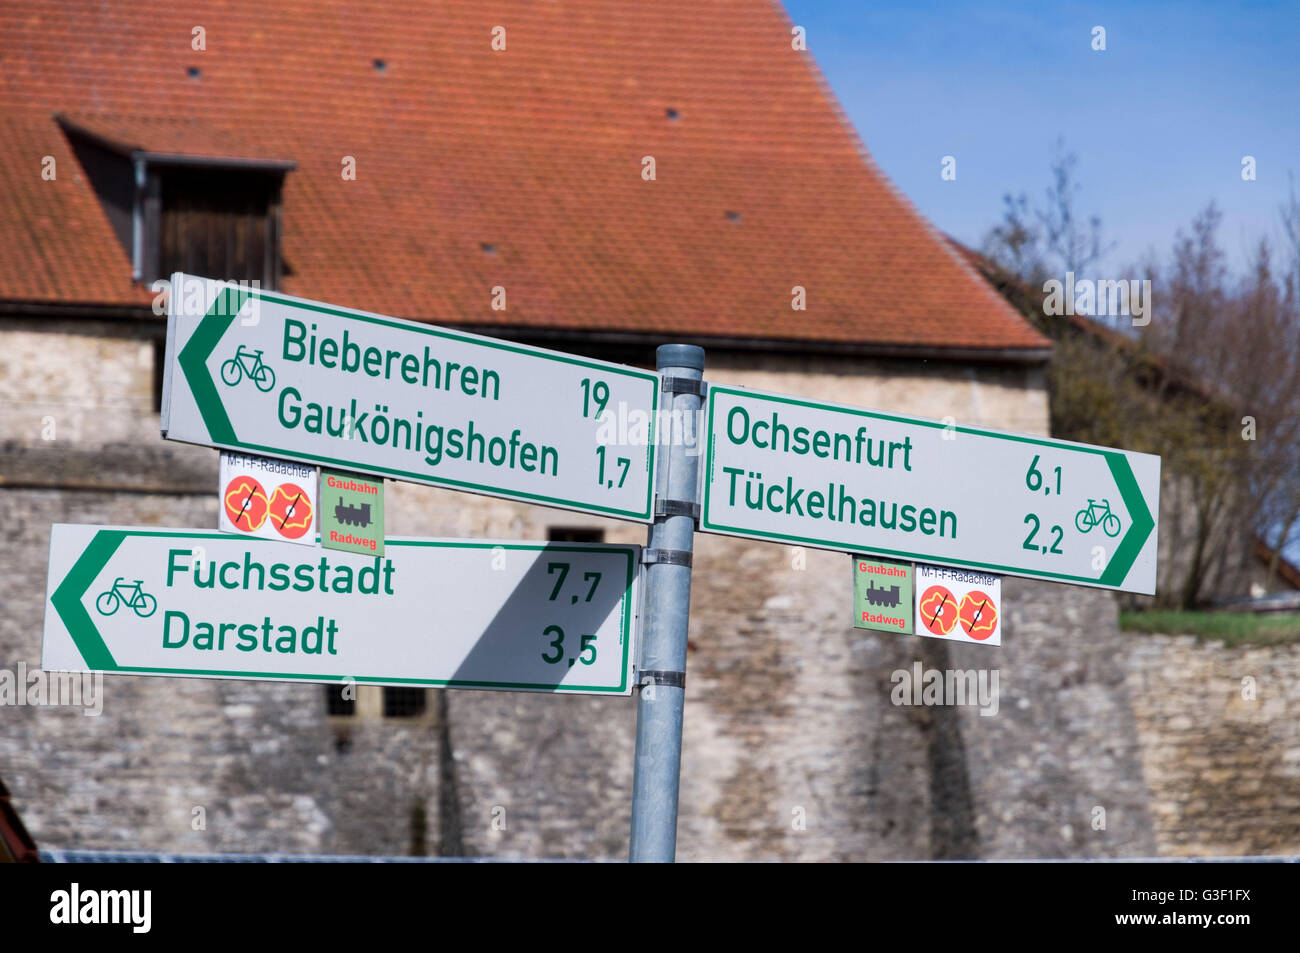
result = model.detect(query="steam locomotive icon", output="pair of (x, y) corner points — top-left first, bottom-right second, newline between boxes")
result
(863, 580), (901, 608)
(334, 497), (373, 528)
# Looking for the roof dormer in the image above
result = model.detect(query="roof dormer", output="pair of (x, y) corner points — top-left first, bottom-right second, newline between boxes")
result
(57, 114), (295, 290)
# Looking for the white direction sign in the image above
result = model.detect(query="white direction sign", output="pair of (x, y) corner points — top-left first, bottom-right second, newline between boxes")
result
(701, 386), (1160, 594)
(161, 274), (659, 521)
(43, 525), (640, 695)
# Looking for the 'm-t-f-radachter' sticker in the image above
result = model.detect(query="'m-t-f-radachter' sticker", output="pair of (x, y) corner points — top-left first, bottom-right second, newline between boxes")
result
(219, 451), (318, 545)
(914, 564), (1001, 646)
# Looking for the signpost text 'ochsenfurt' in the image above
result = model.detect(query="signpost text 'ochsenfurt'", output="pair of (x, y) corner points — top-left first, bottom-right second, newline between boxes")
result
(701, 386), (1159, 594)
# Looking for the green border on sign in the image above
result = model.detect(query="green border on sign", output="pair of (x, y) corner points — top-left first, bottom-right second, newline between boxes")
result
(175, 284), (659, 521)
(52, 530), (636, 693)
(701, 385), (1155, 589)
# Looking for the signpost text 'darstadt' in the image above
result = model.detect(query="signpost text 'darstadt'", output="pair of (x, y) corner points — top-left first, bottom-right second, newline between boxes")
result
(44, 526), (639, 695)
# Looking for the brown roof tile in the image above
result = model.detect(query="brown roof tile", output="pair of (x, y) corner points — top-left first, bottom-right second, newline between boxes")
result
(0, 1), (1049, 354)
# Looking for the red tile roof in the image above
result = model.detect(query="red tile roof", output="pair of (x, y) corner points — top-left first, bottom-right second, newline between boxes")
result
(0, 1), (1049, 355)
(57, 112), (293, 166)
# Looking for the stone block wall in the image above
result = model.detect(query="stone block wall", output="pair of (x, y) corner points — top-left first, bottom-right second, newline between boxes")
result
(1127, 635), (1300, 856)
(5, 319), (1291, 860)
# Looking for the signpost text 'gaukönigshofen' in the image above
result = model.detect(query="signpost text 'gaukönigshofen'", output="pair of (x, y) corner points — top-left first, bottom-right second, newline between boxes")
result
(161, 275), (660, 522)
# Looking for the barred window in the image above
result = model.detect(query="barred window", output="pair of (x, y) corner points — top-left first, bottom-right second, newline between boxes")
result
(383, 687), (427, 718)
(324, 684), (355, 716)
(548, 526), (604, 543)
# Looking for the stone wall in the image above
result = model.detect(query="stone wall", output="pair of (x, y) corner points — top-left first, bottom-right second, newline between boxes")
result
(0, 323), (162, 450)
(1127, 634), (1300, 856)
(6, 318), (1292, 860)
(0, 489), (447, 856)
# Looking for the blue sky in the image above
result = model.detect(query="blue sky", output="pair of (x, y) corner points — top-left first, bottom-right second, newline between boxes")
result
(783, 0), (1300, 274)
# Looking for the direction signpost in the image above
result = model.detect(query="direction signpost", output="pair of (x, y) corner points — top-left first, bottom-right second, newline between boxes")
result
(45, 273), (1168, 862)
(43, 525), (640, 695)
(701, 385), (1160, 594)
(161, 275), (660, 521)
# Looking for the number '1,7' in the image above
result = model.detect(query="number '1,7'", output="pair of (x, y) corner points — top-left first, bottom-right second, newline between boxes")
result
(596, 446), (630, 489)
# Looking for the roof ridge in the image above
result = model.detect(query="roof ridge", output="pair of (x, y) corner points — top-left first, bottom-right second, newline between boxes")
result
(765, 0), (1048, 352)
(0, 1), (1056, 354)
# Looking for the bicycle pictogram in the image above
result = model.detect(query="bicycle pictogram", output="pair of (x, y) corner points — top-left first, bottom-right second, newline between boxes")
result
(1075, 498), (1122, 537)
(220, 345), (276, 392)
(95, 578), (158, 618)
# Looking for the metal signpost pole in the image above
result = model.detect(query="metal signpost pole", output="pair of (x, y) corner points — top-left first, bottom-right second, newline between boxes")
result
(629, 344), (705, 862)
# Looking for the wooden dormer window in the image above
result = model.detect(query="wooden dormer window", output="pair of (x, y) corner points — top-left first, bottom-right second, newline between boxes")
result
(58, 115), (294, 290)
(153, 163), (287, 288)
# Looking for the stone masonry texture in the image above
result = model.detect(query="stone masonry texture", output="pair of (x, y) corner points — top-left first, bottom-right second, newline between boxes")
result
(2, 324), (1297, 858)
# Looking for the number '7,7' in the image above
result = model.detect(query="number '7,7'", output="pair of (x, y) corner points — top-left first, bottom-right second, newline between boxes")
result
(547, 562), (569, 600)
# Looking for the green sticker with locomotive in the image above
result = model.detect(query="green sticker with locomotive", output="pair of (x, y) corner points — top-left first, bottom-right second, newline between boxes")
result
(321, 469), (385, 556)
(852, 555), (913, 634)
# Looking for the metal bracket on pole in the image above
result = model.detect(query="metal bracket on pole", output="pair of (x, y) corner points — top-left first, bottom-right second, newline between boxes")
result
(654, 499), (700, 522)
(629, 344), (706, 863)
(642, 548), (693, 568)
(638, 669), (686, 689)
(661, 375), (707, 398)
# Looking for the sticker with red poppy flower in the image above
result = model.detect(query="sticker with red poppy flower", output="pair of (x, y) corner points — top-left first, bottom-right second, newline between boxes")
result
(218, 452), (318, 546)
(914, 564), (1001, 647)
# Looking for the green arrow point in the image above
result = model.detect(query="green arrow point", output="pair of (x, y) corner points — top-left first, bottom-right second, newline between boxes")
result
(1099, 452), (1155, 587)
(50, 530), (125, 671)
(178, 285), (250, 445)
